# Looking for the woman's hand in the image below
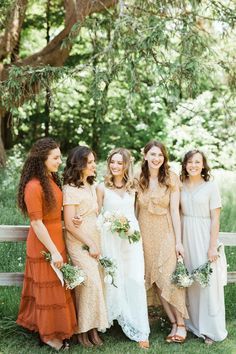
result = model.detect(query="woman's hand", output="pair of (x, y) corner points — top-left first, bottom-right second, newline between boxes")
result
(88, 244), (100, 260)
(176, 243), (185, 258)
(208, 246), (218, 262)
(72, 215), (83, 228)
(51, 251), (63, 269)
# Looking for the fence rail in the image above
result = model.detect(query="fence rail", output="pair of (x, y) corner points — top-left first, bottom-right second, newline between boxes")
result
(0, 225), (236, 286)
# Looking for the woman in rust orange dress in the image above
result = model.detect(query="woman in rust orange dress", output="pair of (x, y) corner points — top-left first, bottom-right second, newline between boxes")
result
(16, 138), (77, 351)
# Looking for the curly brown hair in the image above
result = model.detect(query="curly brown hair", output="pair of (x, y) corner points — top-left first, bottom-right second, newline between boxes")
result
(139, 140), (170, 190)
(104, 148), (134, 192)
(180, 149), (211, 182)
(17, 137), (61, 215)
(63, 146), (96, 187)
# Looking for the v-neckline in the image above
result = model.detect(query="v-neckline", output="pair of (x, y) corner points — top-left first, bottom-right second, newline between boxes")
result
(184, 181), (206, 194)
(107, 188), (127, 200)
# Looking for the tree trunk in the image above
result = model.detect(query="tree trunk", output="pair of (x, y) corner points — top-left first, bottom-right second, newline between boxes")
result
(1, 111), (13, 149)
(0, 110), (6, 166)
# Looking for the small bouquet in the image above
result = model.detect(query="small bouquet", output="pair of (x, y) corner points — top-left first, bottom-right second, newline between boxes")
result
(82, 245), (117, 287)
(171, 256), (193, 288)
(191, 261), (213, 288)
(103, 211), (140, 244)
(41, 251), (86, 289)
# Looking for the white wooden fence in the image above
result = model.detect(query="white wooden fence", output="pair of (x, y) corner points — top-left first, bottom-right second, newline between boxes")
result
(0, 225), (236, 286)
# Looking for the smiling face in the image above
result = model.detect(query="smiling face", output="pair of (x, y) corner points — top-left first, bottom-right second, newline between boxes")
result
(186, 152), (204, 177)
(82, 152), (96, 178)
(109, 153), (124, 177)
(44, 147), (62, 173)
(144, 146), (164, 170)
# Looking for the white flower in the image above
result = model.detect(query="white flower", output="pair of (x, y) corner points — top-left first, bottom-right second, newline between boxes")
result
(104, 221), (112, 229)
(180, 275), (193, 287)
(104, 274), (113, 285)
(103, 211), (112, 219)
(177, 256), (184, 264)
(127, 227), (135, 236)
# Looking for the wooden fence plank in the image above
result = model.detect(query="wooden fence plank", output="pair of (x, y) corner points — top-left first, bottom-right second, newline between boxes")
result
(227, 272), (236, 284)
(0, 273), (24, 286)
(0, 225), (236, 286)
(219, 233), (236, 246)
(0, 271), (235, 287)
(0, 225), (29, 242)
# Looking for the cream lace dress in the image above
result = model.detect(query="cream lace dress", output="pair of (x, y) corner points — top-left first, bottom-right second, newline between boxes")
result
(99, 186), (150, 341)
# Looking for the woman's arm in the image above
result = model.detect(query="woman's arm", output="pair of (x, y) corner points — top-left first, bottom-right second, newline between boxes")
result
(96, 183), (104, 213)
(64, 204), (100, 258)
(208, 208), (221, 262)
(31, 220), (63, 268)
(170, 189), (184, 258)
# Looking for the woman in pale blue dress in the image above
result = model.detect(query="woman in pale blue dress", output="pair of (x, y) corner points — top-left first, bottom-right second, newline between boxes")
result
(180, 149), (227, 344)
(96, 148), (150, 349)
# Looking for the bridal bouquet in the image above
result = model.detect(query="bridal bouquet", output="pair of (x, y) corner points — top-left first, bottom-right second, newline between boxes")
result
(82, 245), (117, 287)
(102, 211), (140, 244)
(41, 251), (86, 289)
(171, 256), (193, 288)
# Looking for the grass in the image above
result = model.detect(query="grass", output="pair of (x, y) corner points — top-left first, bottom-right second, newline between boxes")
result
(0, 158), (236, 354)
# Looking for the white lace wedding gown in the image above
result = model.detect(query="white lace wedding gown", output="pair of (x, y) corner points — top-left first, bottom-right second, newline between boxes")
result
(100, 186), (150, 342)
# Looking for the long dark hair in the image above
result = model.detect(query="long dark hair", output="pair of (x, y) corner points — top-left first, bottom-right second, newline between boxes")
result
(18, 137), (61, 215)
(63, 146), (96, 187)
(180, 149), (211, 182)
(139, 140), (170, 190)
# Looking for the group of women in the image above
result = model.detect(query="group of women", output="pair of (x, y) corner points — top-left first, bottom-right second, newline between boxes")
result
(16, 137), (227, 351)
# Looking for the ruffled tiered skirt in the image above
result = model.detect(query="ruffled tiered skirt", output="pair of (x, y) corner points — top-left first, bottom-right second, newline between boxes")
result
(16, 250), (77, 342)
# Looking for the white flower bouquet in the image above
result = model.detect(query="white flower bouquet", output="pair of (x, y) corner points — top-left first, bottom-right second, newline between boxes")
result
(41, 251), (86, 289)
(82, 245), (117, 287)
(191, 261), (213, 288)
(102, 211), (140, 243)
(171, 256), (193, 288)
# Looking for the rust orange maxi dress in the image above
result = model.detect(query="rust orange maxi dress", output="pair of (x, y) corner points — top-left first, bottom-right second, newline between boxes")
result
(16, 178), (77, 342)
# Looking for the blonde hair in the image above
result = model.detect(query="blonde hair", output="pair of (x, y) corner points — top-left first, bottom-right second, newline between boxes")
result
(104, 148), (134, 192)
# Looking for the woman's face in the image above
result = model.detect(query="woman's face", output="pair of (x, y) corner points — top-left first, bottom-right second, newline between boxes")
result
(145, 146), (164, 170)
(109, 153), (124, 177)
(186, 152), (204, 177)
(45, 148), (62, 173)
(82, 152), (96, 178)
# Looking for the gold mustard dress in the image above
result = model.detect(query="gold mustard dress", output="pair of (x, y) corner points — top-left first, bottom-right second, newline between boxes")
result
(63, 184), (108, 333)
(136, 171), (188, 319)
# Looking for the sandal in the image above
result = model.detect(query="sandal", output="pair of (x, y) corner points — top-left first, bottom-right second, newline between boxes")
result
(138, 341), (150, 349)
(39, 339), (69, 351)
(205, 337), (214, 345)
(172, 324), (187, 344)
(166, 322), (177, 343)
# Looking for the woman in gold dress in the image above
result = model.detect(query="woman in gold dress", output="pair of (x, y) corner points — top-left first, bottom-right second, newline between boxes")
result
(136, 140), (188, 343)
(63, 146), (108, 347)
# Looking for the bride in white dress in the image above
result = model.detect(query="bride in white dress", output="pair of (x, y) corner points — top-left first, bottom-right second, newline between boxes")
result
(96, 148), (150, 349)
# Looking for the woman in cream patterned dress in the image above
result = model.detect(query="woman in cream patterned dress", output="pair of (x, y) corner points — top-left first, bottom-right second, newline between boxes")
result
(63, 146), (108, 348)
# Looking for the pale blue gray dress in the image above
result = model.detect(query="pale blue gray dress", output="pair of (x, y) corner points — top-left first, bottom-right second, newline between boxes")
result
(181, 180), (227, 341)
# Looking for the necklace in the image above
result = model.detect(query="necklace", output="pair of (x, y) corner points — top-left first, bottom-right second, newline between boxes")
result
(113, 183), (124, 189)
